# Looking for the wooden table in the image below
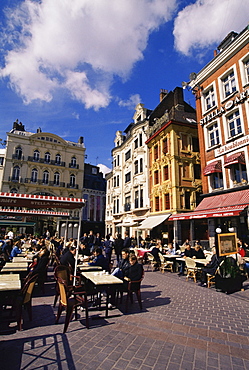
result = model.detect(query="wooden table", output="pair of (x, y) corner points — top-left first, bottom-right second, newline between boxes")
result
(12, 257), (32, 263)
(1, 262), (28, 274)
(81, 271), (123, 317)
(77, 264), (102, 272)
(0, 276), (21, 291)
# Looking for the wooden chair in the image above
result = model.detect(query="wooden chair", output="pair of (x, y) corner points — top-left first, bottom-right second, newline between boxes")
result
(207, 273), (216, 288)
(55, 276), (89, 333)
(146, 252), (155, 271)
(185, 257), (202, 283)
(15, 273), (39, 331)
(159, 253), (173, 273)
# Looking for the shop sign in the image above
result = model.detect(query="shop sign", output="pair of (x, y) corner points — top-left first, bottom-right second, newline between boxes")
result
(200, 89), (249, 126)
(215, 134), (249, 157)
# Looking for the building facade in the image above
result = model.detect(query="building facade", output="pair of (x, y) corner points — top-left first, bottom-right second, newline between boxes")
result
(105, 104), (151, 239)
(172, 26), (249, 246)
(0, 120), (85, 236)
(144, 88), (201, 243)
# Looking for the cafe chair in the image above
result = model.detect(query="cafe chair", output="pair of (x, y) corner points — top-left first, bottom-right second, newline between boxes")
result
(185, 257), (202, 283)
(55, 276), (89, 333)
(159, 253), (173, 273)
(124, 272), (144, 313)
(15, 273), (39, 331)
(133, 248), (144, 264)
(146, 252), (155, 271)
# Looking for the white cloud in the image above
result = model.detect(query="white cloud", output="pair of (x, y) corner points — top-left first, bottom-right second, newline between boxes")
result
(72, 112), (80, 120)
(118, 94), (142, 109)
(0, 0), (177, 109)
(173, 0), (249, 56)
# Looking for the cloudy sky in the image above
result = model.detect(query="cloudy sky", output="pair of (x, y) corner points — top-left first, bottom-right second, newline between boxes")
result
(0, 0), (248, 169)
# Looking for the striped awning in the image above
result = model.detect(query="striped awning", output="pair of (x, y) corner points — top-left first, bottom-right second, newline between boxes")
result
(0, 192), (85, 209)
(203, 160), (222, 176)
(224, 152), (245, 168)
(169, 188), (249, 221)
(0, 209), (69, 217)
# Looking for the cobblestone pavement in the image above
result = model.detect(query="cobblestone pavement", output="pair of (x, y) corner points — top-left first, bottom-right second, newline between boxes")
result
(0, 267), (249, 370)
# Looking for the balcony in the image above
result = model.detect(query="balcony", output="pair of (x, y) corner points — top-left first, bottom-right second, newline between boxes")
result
(69, 163), (79, 169)
(24, 178), (65, 187)
(27, 156), (65, 166)
(12, 154), (24, 160)
(67, 183), (79, 189)
(8, 176), (24, 183)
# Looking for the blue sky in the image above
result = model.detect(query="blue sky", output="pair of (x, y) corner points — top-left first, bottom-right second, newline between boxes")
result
(0, 0), (248, 170)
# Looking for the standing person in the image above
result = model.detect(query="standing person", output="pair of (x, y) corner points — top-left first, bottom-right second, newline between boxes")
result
(94, 232), (102, 247)
(123, 231), (131, 249)
(103, 235), (113, 265)
(88, 230), (95, 252)
(114, 234), (124, 264)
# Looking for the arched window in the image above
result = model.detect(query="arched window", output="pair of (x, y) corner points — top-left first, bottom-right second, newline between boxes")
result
(55, 153), (61, 165)
(44, 152), (51, 163)
(71, 156), (77, 167)
(54, 171), (60, 185)
(10, 188), (18, 193)
(15, 146), (22, 160)
(31, 168), (38, 183)
(33, 150), (40, 161)
(70, 174), (76, 187)
(43, 170), (49, 184)
(12, 165), (20, 181)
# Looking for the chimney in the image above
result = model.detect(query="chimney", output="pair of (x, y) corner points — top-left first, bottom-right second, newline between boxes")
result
(78, 136), (84, 144)
(160, 89), (168, 102)
(173, 87), (184, 106)
(214, 49), (218, 57)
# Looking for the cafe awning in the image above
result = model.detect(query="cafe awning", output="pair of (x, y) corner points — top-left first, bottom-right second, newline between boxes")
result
(224, 152), (245, 168)
(0, 220), (35, 227)
(138, 214), (171, 229)
(0, 209), (69, 217)
(169, 188), (249, 221)
(0, 192), (85, 209)
(203, 160), (222, 176)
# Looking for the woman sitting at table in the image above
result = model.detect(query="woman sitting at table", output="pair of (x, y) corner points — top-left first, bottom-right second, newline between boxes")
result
(200, 247), (221, 287)
(88, 247), (109, 272)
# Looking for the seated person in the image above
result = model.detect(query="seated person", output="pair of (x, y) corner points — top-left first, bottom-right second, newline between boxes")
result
(60, 246), (77, 271)
(150, 242), (161, 270)
(124, 255), (144, 289)
(166, 243), (176, 255)
(200, 247), (221, 287)
(88, 247), (109, 271)
(192, 244), (205, 259)
(112, 249), (130, 278)
(10, 240), (22, 259)
(178, 243), (195, 276)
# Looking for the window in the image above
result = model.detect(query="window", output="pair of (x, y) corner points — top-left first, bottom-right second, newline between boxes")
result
(55, 153), (61, 164)
(162, 138), (168, 154)
(194, 164), (201, 179)
(211, 173), (223, 189)
(134, 160), (138, 174)
(117, 175), (119, 187)
(155, 196), (160, 212)
(231, 163), (248, 184)
(54, 171), (60, 185)
(43, 170), (49, 184)
(44, 152), (50, 163)
(165, 194), (170, 210)
(164, 165), (169, 181)
(139, 158), (143, 173)
(222, 71), (236, 98)
(33, 150), (40, 161)
(116, 198), (119, 214)
(117, 155), (120, 166)
(134, 138), (138, 149)
(192, 137), (199, 152)
(71, 156), (76, 167)
(185, 192), (191, 209)
(139, 133), (143, 146)
(244, 59), (249, 84)
(0, 157), (4, 166)
(124, 196), (131, 212)
(70, 174), (76, 187)
(227, 110), (242, 138)
(140, 189), (143, 208)
(182, 163), (190, 178)
(125, 150), (131, 161)
(181, 134), (188, 150)
(154, 170), (159, 184)
(154, 145), (159, 160)
(113, 177), (116, 187)
(125, 172), (131, 183)
(15, 146), (22, 159)
(12, 165), (20, 181)
(31, 168), (38, 183)
(135, 190), (139, 208)
(204, 87), (215, 110)
(208, 122), (220, 147)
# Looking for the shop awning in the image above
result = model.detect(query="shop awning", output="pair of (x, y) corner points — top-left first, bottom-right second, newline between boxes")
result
(0, 221), (35, 227)
(116, 221), (139, 227)
(0, 192), (85, 209)
(0, 209), (69, 217)
(224, 152), (245, 168)
(203, 160), (222, 176)
(169, 188), (249, 221)
(138, 214), (171, 229)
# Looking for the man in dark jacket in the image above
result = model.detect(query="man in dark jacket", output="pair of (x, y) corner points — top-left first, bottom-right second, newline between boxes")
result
(200, 247), (221, 286)
(114, 234), (124, 264)
(192, 244), (205, 259)
(112, 248), (130, 278)
(123, 232), (131, 249)
(60, 246), (77, 271)
(88, 247), (109, 271)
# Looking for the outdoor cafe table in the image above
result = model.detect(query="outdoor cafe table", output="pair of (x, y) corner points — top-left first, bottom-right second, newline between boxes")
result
(12, 257), (32, 263)
(0, 274), (21, 292)
(244, 257), (249, 263)
(81, 271), (123, 318)
(77, 264), (102, 272)
(194, 259), (208, 265)
(1, 262), (28, 275)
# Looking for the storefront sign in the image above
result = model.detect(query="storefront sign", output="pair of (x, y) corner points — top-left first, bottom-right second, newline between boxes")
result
(215, 134), (249, 157)
(200, 89), (249, 126)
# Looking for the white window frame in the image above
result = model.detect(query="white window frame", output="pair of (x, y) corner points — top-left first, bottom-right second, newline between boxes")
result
(43, 170), (49, 184)
(33, 150), (40, 161)
(239, 52), (249, 87)
(54, 171), (60, 185)
(203, 85), (216, 112)
(226, 109), (242, 139)
(219, 67), (238, 101)
(31, 168), (38, 183)
(206, 121), (220, 148)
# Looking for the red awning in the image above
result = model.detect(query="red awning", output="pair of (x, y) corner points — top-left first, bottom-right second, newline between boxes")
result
(224, 152), (245, 168)
(0, 209), (69, 217)
(203, 160), (222, 176)
(0, 192), (85, 209)
(169, 188), (249, 221)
